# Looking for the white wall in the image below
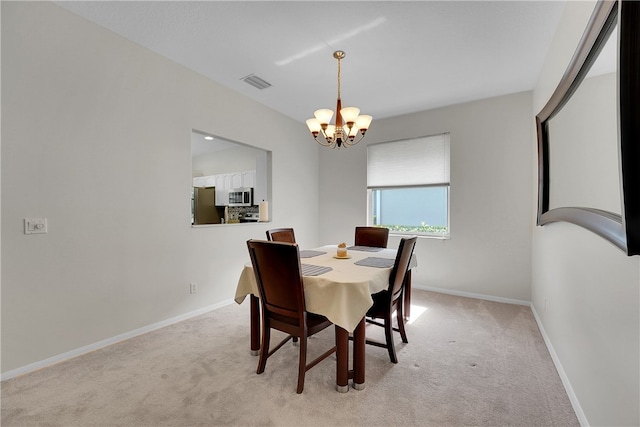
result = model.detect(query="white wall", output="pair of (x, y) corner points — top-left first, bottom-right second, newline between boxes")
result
(1, 2), (320, 374)
(532, 1), (639, 425)
(319, 91), (534, 303)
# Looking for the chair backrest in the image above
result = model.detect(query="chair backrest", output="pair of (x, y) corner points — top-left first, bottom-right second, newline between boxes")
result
(246, 239), (305, 322)
(354, 226), (389, 248)
(388, 236), (417, 301)
(266, 228), (296, 243)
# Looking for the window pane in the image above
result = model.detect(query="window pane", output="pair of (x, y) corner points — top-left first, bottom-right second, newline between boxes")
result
(371, 186), (448, 235)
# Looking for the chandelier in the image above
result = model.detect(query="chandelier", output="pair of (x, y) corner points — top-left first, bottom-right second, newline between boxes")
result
(306, 51), (372, 149)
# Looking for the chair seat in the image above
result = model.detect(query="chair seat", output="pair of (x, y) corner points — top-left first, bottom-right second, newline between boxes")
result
(269, 312), (332, 335)
(307, 313), (334, 335)
(366, 290), (390, 318)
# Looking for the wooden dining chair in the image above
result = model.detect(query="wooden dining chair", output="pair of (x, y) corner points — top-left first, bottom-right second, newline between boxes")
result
(264, 228), (299, 343)
(246, 239), (336, 393)
(364, 236), (417, 363)
(265, 228), (296, 243)
(354, 226), (389, 248)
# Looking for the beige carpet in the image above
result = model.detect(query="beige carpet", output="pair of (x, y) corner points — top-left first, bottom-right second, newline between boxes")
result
(1, 290), (578, 426)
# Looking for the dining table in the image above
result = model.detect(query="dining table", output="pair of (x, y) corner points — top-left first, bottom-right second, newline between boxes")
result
(234, 243), (418, 392)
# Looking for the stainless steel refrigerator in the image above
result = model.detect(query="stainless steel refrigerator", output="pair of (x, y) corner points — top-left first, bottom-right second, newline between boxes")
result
(193, 187), (221, 225)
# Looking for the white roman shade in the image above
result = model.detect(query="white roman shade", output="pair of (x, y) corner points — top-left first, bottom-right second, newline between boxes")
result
(367, 133), (450, 188)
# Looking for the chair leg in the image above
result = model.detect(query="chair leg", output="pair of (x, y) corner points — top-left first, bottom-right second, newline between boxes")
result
(296, 336), (307, 394)
(257, 323), (270, 374)
(397, 302), (408, 343)
(384, 312), (398, 364)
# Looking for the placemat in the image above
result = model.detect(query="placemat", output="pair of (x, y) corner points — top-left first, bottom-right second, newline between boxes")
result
(300, 250), (327, 258)
(302, 264), (333, 276)
(354, 257), (395, 268)
(347, 245), (385, 252)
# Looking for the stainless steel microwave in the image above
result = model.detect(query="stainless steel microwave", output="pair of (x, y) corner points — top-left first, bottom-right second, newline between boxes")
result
(228, 188), (253, 206)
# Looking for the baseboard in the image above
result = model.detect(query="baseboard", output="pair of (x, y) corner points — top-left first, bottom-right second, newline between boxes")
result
(1, 299), (235, 381)
(414, 284), (531, 306)
(530, 305), (588, 427)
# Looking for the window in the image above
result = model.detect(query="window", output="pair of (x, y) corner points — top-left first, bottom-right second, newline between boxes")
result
(367, 133), (450, 238)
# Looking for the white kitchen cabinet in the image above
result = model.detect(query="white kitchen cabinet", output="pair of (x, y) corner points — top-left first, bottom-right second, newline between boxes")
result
(215, 174), (228, 206)
(193, 176), (207, 187)
(230, 172), (242, 189)
(214, 174), (225, 189)
(242, 170), (255, 188)
(254, 151), (268, 204)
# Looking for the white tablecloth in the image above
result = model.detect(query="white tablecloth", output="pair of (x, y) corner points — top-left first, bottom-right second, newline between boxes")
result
(235, 245), (417, 332)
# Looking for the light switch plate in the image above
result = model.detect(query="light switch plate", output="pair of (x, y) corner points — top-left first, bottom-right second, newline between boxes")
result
(24, 218), (48, 234)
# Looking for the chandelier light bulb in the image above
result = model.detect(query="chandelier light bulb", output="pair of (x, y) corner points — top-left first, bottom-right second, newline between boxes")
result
(340, 107), (360, 125)
(348, 125), (358, 141)
(325, 124), (336, 140)
(355, 115), (373, 132)
(314, 109), (334, 126)
(306, 118), (321, 136)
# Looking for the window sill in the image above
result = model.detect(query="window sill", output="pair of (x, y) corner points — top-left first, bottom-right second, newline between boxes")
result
(389, 232), (450, 240)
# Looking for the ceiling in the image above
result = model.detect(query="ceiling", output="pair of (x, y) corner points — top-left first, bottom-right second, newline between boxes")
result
(54, 1), (568, 124)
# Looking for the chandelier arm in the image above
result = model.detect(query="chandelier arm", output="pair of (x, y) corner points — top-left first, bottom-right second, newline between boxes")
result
(319, 127), (335, 144)
(344, 132), (365, 147)
(314, 135), (333, 147)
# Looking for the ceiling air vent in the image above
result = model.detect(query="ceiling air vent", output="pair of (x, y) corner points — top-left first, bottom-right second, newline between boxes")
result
(241, 74), (272, 90)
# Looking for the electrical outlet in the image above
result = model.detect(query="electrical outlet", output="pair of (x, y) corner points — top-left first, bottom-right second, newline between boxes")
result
(190, 283), (197, 294)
